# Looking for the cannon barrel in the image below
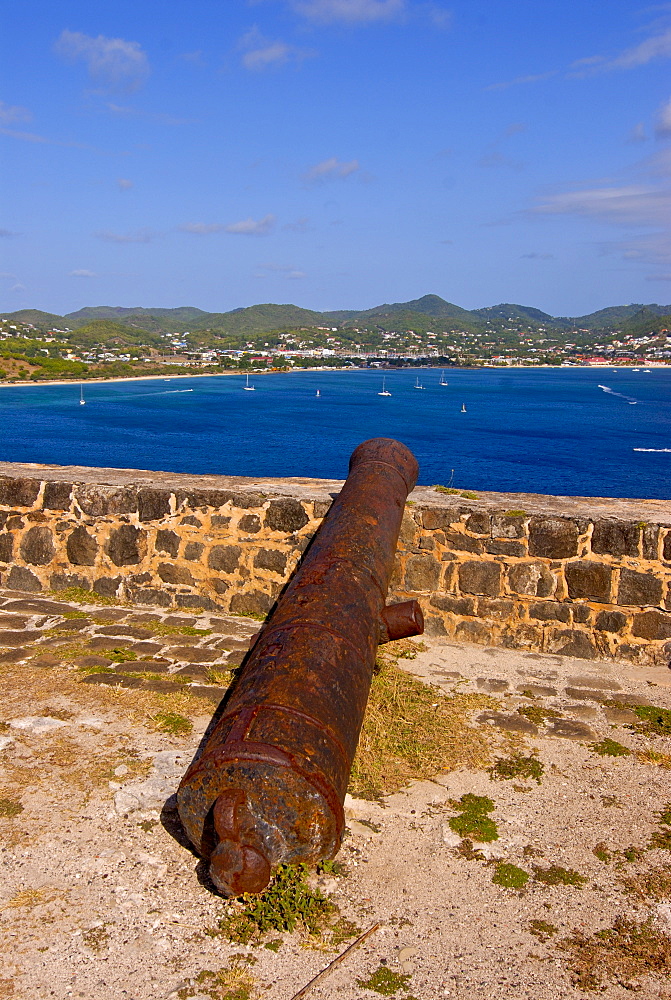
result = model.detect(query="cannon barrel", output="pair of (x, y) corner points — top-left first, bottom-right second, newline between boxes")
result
(177, 438), (423, 895)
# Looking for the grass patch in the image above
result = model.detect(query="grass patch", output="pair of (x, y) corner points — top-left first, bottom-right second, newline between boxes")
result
(178, 960), (258, 1000)
(82, 924), (109, 953)
(152, 711), (193, 736)
(349, 655), (495, 799)
(144, 620), (212, 637)
(637, 748), (671, 768)
(489, 754), (544, 784)
(557, 916), (671, 991)
(356, 967), (413, 996)
(218, 864), (339, 944)
(448, 794), (498, 842)
(49, 587), (119, 606)
(60, 610), (88, 620)
(529, 919), (557, 942)
(504, 510), (527, 517)
(532, 865), (587, 888)
(622, 865), (671, 900)
(629, 705), (671, 737)
(517, 705), (561, 726)
(590, 738), (632, 757)
(433, 485), (478, 499)
(0, 798), (23, 818)
(106, 648), (138, 663)
(492, 863), (529, 889)
(649, 805), (671, 851)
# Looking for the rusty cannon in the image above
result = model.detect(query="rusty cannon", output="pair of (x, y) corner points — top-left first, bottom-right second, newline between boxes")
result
(177, 437), (424, 896)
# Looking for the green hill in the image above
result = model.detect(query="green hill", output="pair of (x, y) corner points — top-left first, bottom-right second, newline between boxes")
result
(472, 303), (559, 325)
(1, 309), (66, 329)
(65, 306), (208, 334)
(63, 320), (163, 349)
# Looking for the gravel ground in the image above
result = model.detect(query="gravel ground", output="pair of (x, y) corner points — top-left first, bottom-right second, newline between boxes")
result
(1, 588), (671, 1000)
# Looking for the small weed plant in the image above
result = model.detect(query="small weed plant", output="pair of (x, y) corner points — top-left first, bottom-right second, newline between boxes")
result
(0, 798), (23, 818)
(448, 794), (498, 842)
(590, 738), (632, 758)
(489, 754), (544, 784)
(529, 919), (557, 942)
(629, 705), (671, 737)
(152, 711), (193, 736)
(558, 916), (671, 991)
(517, 705), (561, 726)
(356, 966), (413, 996)
(492, 863), (529, 889)
(532, 865), (587, 888)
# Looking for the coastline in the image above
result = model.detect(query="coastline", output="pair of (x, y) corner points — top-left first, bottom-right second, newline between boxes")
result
(1, 362), (669, 390)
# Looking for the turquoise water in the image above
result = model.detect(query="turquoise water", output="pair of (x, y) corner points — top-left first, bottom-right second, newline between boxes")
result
(3, 368), (671, 498)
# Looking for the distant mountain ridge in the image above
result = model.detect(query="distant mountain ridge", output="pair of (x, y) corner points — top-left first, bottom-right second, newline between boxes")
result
(3, 296), (671, 338)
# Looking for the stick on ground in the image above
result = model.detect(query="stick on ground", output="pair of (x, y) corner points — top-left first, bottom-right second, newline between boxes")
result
(288, 923), (381, 1000)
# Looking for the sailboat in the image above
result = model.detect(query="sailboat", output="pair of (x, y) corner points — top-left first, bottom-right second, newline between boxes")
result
(414, 376), (424, 389)
(378, 377), (392, 397)
(243, 373), (255, 391)
(316, 389), (320, 397)
(461, 403), (467, 413)
(440, 370), (448, 386)
(79, 384), (86, 406)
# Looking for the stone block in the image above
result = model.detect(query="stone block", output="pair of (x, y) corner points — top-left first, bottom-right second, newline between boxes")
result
(458, 560), (501, 597)
(595, 610), (627, 633)
(631, 610), (671, 640)
(211, 515), (231, 528)
(0, 477), (40, 508)
(572, 604), (592, 624)
(478, 598), (514, 620)
(530, 602), (571, 623)
(178, 489), (230, 509)
(229, 590), (273, 617)
(663, 531), (671, 562)
(0, 532), (13, 562)
(643, 524), (660, 560)
(528, 517), (578, 559)
(546, 629), (596, 659)
(106, 525), (145, 567)
(20, 526), (55, 566)
(565, 560), (612, 602)
(66, 526), (98, 566)
(157, 562), (195, 586)
(6, 566), (41, 591)
(156, 529), (180, 557)
(264, 499), (309, 533)
(618, 568), (663, 607)
(124, 586), (171, 608)
(429, 593), (476, 616)
(175, 594), (219, 611)
(231, 492), (264, 509)
(500, 623), (544, 650)
(138, 489), (171, 522)
(238, 514), (261, 534)
(477, 710), (537, 735)
(421, 508), (454, 530)
(180, 516), (202, 527)
(404, 553), (442, 592)
(491, 513), (527, 539)
(42, 481), (73, 510)
(507, 561), (555, 598)
(208, 545), (241, 573)
(49, 572), (88, 591)
(210, 578), (230, 595)
(418, 535), (434, 550)
(442, 531), (483, 554)
(546, 719), (596, 741)
(465, 512), (490, 535)
(313, 500), (332, 519)
(455, 620), (493, 645)
(184, 542), (204, 561)
(76, 485), (137, 517)
(423, 615), (447, 636)
(485, 539), (526, 557)
(93, 577), (121, 598)
(254, 548), (288, 574)
(591, 520), (640, 558)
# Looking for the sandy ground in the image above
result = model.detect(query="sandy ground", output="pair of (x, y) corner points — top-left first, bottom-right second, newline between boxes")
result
(1, 588), (671, 999)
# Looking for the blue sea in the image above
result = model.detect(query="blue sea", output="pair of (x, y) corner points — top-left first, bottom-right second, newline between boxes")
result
(2, 368), (671, 499)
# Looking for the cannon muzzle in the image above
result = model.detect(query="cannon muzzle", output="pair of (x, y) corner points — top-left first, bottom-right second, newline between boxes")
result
(177, 437), (423, 895)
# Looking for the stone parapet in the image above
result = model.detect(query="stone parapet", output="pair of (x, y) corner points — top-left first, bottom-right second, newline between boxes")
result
(0, 461), (670, 666)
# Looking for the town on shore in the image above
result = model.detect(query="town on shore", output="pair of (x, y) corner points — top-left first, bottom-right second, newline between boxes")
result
(1, 294), (670, 384)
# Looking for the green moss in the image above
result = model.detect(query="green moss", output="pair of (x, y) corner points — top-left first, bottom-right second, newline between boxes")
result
(649, 804), (671, 851)
(460, 491), (478, 499)
(532, 865), (588, 888)
(590, 738), (632, 757)
(557, 916), (671, 991)
(630, 705), (671, 737)
(144, 620), (212, 637)
(0, 798), (23, 818)
(504, 510), (527, 517)
(593, 843), (611, 863)
(492, 863), (529, 889)
(529, 919), (557, 942)
(106, 648), (138, 663)
(356, 967), (412, 996)
(49, 586), (119, 606)
(448, 794), (498, 842)
(263, 939), (282, 952)
(622, 865), (671, 900)
(489, 754), (544, 784)
(152, 712), (193, 736)
(518, 705), (561, 726)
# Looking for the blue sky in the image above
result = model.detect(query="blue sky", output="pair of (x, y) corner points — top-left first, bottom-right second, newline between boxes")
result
(2, 0), (671, 317)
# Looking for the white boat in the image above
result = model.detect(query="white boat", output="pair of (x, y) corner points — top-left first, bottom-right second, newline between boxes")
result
(79, 384), (86, 406)
(414, 376), (424, 389)
(461, 403), (467, 413)
(378, 377), (392, 397)
(316, 389), (320, 397)
(243, 374), (255, 391)
(440, 370), (448, 385)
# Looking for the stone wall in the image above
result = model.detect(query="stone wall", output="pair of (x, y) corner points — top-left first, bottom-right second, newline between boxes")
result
(1, 461), (670, 667)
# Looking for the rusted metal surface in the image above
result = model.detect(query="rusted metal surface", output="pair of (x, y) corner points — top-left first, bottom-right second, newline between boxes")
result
(177, 437), (423, 895)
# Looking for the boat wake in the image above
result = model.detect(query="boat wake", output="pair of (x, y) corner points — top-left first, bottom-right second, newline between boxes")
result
(633, 448), (671, 453)
(598, 385), (637, 404)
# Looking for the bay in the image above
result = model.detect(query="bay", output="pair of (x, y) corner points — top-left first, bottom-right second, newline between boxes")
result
(2, 367), (670, 499)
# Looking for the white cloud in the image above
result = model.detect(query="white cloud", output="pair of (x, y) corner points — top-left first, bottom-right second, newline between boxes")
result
(95, 229), (154, 243)
(290, 0), (406, 23)
(180, 216), (276, 236)
(225, 214), (276, 235)
(117, 178), (133, 191)
(283, 216), (310, 232)
(303, 156), (359, 182)
(257, 262), (306, 278)
(70, 269), (97, 277)
(627, 123), (647, 144)
(106, 103), (191, 125)
(532, 185), (671, 227)
(0, 229), (18, 238)
(238, 28), (314, 71)
(656, 97), (671, 136)
(486, 70), (557, 91)
(0, 101), (32, 125)
(55, 30), (149, 92)
(521, 252), (554, 260)
(607, 27), (671, 71)
(10, 283), (26, 292)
